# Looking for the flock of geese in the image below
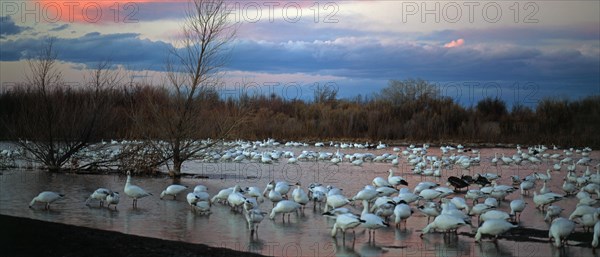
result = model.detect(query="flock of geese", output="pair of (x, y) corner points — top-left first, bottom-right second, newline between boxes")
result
(26, 141), (600, 250)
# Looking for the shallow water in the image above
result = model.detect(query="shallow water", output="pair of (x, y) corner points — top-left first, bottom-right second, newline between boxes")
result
(1, 146), (599, 257)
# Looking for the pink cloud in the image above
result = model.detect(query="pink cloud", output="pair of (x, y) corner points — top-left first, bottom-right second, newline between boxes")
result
(444, 38), (465, 48)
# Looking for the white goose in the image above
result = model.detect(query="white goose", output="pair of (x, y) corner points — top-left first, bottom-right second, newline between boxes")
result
(193, 185), (208, 194)
(510, 198), (527, 222)
(244, 199), (267, 237)
(186, 192), (200, 210)
(211, 187), (234, 204)
(533, 192), (563, 211)
(549, 218), (576, 247)
(324, 194), (350, 212)
(372, 177), (392, 188)
(480, 210), (511, 222)
(475, 219), (517, 242)
(292, 182), (309, 209)
(545, 205), (563, 222)
(421, 214), (468, 235)
(29, 191), (64, 210)
(360, 200), (388, 241)
(593, 220), (600, 248)
(160, 184), (188, 200)
(394, 200), (413, 228)
(352, 186), (381, 202)
(124, 171), (151, 208)
(105, 192), (120, 210)
(388, 169), (408, 187)
(227, 185), (246, 212)
(270, 200), (301, 222)
(330, 213), (365, 241)
(85, 188), (111, 207)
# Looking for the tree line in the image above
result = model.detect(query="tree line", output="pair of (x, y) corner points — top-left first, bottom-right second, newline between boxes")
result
(1, 78), (599, 149)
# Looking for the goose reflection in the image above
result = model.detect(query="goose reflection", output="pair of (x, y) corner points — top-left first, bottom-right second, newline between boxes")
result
(332, 237), (359, 257)
(394, 227), (413, 241)
(247, 236), (265, 253)
(475, 241), (514, 257)
(420, 233), (471, 257)
(359, 242), (387, 257)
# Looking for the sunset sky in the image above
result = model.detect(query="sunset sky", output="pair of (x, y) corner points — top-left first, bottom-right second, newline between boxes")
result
(1, 0), (598, 106)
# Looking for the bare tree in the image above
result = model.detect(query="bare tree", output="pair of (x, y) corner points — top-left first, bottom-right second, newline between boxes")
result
(313, 83), (338, 104)
(134, 0), (241, 177)
(8, 39), (121, 172)
(375, 79), (439, 105)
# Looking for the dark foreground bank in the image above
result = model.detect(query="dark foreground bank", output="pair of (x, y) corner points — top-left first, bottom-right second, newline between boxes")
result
(0, 215), (266, 257)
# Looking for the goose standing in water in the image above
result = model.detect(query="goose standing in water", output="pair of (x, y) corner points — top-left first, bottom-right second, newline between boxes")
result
(105, 192), (120, 210)
(593, 220), (600, 248)
(394, 200), (413, 228)
(549, 218), (576, 248)
(544, 206), (563, 222)
(329, 213), (365, 242)
(475, 219), (517, 242)
(244, 199), (267, 237)
(510, 198), (527, 222)
(360, 200), (389, 241)
(269, 200), (301, 222)
(29, 191), (64, 210)
(292, 182), (309, 211)
(160, 185), (188, 200)
(124, 171), (152, 208)
(421, 214), (469, 236)
(85, 188), (111, 207)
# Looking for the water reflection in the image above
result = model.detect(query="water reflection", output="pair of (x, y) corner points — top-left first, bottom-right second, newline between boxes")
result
(0, 146), (598, 257)
(359, 242), (388, 257)
(475, 241), (514, 257)
(333, 237), (360, 257)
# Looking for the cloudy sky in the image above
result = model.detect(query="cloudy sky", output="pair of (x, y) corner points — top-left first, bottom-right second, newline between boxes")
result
(1, 0), (598, 106)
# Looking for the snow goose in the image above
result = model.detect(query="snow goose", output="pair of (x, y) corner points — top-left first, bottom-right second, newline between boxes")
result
(124, 171), (151, 208)
(549, 218), (576, 247)
(593, 220), (600, 248)
(211, 187), (234, 205)
(393, 200), (413, 228)
(352, 186), (381, 202)
(269, 200), (301, 222)
(29, 191), (64, 210)
(160, 185), (188, 200)
(193, 185), (208, 194)
(324, 194), (350, 212)
(510, 198), (527, 222)
(292, 182), (309, 210)
(227, 185), (246, 212)
(360, 200), (389, 241)
(544, 205), (563, 222)
(388, 169), (408, 187)
(475, 219), (517, 242)
(418, 201), (441, 224)
(329, 213), (365, 242)
(186, 192), (200, 210)
(533, 192), (563, 211)
(85, 188), (111, 207)
(372, 177), (392, 188)
(245, 186), (264, 203)
(519, 180), (535, 195)
(562, 180), (577, 196)
(569, 205), (597, 220)
(105, 192), (120, 210)
(480, 210), (511, 222)
(421, 214), (468, 235)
